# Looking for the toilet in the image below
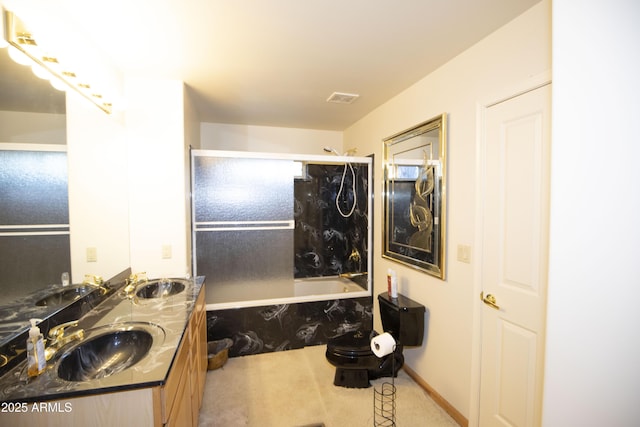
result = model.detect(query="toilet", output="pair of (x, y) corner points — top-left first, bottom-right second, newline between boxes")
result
(325, 292), (426, 388)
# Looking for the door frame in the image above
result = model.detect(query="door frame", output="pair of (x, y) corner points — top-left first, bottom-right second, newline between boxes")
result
(469, 71), (551, 426)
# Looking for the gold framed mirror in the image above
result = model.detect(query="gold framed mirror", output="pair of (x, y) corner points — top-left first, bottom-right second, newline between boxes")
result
(383, 114), (447, 279)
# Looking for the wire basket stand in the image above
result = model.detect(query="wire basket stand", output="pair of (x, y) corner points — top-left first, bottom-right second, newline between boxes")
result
(373, 345), (397, 426)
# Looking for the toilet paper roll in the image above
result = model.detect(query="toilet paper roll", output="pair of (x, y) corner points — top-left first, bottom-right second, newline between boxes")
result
(370, 332), (396, 358)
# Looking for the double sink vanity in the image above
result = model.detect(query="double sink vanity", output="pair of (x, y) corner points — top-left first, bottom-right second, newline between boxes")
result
(0, 268), (207, 427)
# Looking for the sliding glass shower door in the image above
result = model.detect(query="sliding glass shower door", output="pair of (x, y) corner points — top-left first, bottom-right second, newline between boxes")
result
(192, 153), (294, 305)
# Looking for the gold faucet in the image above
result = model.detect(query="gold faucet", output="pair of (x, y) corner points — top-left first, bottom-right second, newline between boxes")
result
(44, 320), (84, 361)
(339, 272), (368, 279)
(82, 274), (109, 295)
(122, 272), (147, 300)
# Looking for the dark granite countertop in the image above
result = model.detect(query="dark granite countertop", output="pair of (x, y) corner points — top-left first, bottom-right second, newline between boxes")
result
(0, 283), (107, 348)
(0, 276), (204, 403)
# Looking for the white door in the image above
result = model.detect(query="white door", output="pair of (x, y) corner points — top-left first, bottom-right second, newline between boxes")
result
(478, 84), (551, 427)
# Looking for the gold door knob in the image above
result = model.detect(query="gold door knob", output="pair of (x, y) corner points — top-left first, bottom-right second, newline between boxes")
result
(480, 292), (500, 310)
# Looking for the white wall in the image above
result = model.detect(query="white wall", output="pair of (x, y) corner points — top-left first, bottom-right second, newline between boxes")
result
(344, 1), (550, 419)
(183, 85), (201, 277)
(201, 122), (343, 155)
(66, 91), (130, 282)
(543, 1), (640, 425)
(126, 78), (191, 278)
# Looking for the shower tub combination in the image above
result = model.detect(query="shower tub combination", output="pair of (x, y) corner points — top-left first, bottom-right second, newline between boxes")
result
(191, 150), (373, 356)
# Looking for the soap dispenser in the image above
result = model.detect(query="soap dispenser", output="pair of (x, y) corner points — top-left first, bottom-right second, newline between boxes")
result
(27, 318), (46, 377)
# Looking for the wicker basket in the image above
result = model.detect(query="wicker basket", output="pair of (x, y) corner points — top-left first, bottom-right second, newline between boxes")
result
(207, 339), (233, 370)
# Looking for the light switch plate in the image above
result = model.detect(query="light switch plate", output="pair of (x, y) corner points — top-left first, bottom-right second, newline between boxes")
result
(86, 247), (97, 262)
(457, 244), (471, 264)
(162, 244), (172, 259)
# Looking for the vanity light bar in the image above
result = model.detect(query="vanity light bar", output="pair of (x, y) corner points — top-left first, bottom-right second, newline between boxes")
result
(3, 10), (113, 114)
(15, 31), (35, 45)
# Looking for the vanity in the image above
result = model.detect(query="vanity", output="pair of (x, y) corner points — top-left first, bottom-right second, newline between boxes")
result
(0, 272), (207, 427)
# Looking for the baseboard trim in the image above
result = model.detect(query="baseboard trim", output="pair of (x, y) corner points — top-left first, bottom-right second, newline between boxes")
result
(402, 365), (468, 427)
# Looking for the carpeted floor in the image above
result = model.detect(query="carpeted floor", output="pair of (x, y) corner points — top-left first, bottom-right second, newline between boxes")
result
(198, 345), (458, 427)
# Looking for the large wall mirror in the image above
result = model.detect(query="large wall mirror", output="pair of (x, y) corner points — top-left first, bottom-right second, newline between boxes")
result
(383, 114), (447, 279)
(0, 45), (73, 346)
(0, 45), (68, 298)
(0, 11), (130, 366)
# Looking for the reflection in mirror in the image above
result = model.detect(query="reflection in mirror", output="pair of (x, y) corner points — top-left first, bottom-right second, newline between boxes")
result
(0, 44), (65, 119)
(383, 114), (447, 279)
(0, 148), (69, 298)
(0, 45), (70, 344)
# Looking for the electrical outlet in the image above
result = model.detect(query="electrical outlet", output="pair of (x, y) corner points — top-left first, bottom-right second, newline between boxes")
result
(86, 247), (97, 262)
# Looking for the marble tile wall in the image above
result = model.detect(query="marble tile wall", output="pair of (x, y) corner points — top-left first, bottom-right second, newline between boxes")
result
(294, 163), (369, 278)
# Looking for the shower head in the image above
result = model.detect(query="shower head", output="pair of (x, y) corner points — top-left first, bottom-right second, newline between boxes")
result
(323, 147), (357, 156)
(323, 147), (341, 156)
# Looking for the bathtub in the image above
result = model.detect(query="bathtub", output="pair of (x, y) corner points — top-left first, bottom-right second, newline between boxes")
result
(205, 275), (369, 311)
(294, 276), (365, 297)
(205, 275), (373, 357)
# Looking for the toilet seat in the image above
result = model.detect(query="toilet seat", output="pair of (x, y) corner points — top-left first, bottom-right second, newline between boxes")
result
(327, 330), (376, 358)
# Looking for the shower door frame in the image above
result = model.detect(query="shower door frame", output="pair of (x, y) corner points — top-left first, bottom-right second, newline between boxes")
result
(190, 149), (373, 310)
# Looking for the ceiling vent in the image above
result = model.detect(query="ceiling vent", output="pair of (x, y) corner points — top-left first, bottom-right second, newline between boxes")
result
(326, 92), (360, 104)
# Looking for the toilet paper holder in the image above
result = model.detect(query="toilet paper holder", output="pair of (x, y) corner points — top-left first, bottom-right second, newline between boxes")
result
(371, 332), (397, 358)
(371, 332), (397, 426)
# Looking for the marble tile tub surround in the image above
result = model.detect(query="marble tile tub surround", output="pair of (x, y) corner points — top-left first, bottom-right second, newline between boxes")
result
(294, 163), (369, 278)
(0, 268), (132, 379)
(207, 296), (373, 357)
(0, 275), (204, 403)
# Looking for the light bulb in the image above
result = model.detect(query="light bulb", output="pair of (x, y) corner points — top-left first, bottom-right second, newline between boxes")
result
(49, 76), (68, 92)
(31, 63), (52, 80)
(7, 45), (32, 65)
